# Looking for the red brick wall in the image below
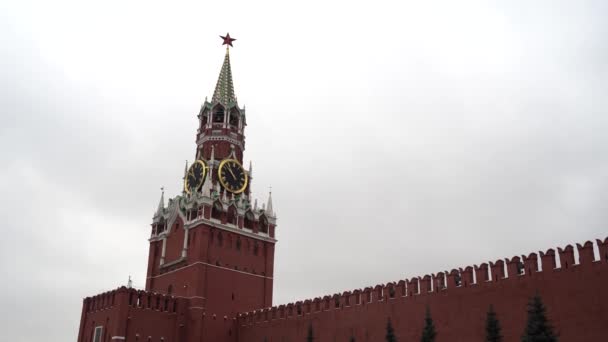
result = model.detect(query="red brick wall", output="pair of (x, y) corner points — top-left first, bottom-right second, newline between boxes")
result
(78, 288), (187, 342)
(237, 239), (608, 342)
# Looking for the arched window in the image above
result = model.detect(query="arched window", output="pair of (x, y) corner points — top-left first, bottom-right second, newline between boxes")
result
(156, 219), (166, 235)
(201, 114), (208, 127)
(229, 109), (239, 128)
(211, 201), (223, 221)
(227, 205), (237, 225)
(244, 211), (254, 230)
(259, 215), (269, 234)
(213, 107), (225, 123)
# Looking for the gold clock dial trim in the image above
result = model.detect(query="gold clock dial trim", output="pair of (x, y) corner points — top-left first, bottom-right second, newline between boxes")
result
(184, 159), (208, 194)
(218, 158), (248, 194)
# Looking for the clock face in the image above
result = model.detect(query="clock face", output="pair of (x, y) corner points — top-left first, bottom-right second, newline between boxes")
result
(218, 159), (248, 193)
(184, 160), (207, 194)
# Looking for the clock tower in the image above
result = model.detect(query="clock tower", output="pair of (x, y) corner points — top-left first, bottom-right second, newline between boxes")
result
(146, 34), (277, 341)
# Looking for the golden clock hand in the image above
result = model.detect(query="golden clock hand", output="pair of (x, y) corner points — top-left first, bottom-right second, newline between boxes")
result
(226, 165), (237, 178)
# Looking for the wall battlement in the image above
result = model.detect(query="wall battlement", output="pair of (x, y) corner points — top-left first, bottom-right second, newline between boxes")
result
(237, 237), (608, 326)
(83, 287), (179, 314)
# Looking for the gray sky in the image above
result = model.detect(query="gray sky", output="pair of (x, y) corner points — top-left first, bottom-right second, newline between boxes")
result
(1, 0), (607, 340)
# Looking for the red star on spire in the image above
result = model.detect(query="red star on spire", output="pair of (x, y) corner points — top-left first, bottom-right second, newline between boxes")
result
(220, 33), (236, 47)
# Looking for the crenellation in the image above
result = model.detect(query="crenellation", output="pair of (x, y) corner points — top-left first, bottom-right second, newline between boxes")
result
(576, 241), (596, 264)
(433, 272), (446, 291)
(304, 299), (312, 313)
(396, 280), (407, 297)
(474, 263), (490, 283)
(312, 297), (321, 312)
(420, 275), (432, 293)
(374, 284), (384, 301)
(234, 235), (608, 335)
(352, 289), (362, 304)
(343, 291), (352, 306)
(506, 256), (523, 277)
(363, 287), (373, 303)
(540, 248), (557, 271)
(522, 252), (539, 274)
(490, 259), (506, 281)
(558, 245), (576, 269)
(331, 293), (340, 308)
(597, 238), (608, 262)
(447, 269), (462, 288)
(407, 278), (419, 296)
(462, 266), (475, 286)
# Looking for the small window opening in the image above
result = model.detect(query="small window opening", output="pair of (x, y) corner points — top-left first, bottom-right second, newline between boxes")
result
(167, 285), (173, 295)
(92, 326), (103, 342)
(244, 212), (254, 229)
(259, 216), (269, 233)
(227, 206), (237, 225)
(229, 111), (239, 128)
(213, 108), (225, 123)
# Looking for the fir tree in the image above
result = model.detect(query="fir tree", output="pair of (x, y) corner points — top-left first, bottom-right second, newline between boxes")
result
(485, 305), (502, 342)
(521, 294), (558, 342)
(420, 306), (437, 342)
(386, 318), (397, 342)
(306, 323), (314, 342)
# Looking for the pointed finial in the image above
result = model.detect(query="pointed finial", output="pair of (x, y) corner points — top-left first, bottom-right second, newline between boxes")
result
(248, 160), (253, 178)
(201, 164), (212, 197)
(127, 275), (133, 289)
(254, 198), (258, 211)
(266, 187), (274, 217)
(155, 187), (165, 217)
(229, 144), (236, 158)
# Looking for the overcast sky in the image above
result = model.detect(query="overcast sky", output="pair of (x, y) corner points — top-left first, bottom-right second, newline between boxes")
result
(1, 0), (607, 340)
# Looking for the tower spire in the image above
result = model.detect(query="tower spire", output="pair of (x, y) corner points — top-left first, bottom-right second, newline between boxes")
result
(154, 187), (165, 217)
(212, 36), (237, 107)
(266, 187), (275, 217)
